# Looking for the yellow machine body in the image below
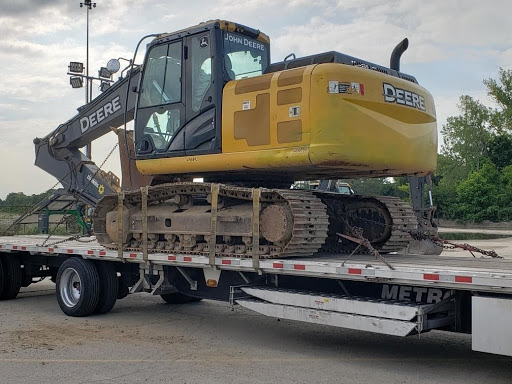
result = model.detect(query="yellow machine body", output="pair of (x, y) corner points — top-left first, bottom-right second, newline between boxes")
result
(136, 63), (437, 180)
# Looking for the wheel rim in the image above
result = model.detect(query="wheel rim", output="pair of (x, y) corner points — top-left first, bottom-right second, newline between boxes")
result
(60, 268), (81, 308)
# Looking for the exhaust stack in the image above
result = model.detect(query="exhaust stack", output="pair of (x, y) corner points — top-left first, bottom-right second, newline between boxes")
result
(390, 38), (409, 72)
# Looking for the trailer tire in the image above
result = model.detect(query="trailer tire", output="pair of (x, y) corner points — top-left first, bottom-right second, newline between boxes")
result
(0, 258), (4, 298)
(56, 258), (100, 317)
(93, 261), (119, 314)
(0, 255), (22, 300)
(117, 276), (130, 300)
(160, 292), (202, 304)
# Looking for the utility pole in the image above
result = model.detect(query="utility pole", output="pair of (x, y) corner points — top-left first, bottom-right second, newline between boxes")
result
(80, 0), (96, 159)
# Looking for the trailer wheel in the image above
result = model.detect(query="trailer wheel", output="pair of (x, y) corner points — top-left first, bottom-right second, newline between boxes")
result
(160, 292), (202, 304)
(117, 276), (130, 300)
(56, 258), (100, 317)
(0, 258), (4, 298)
(0, 255), (22, 300)
(93, 261), (119, 314)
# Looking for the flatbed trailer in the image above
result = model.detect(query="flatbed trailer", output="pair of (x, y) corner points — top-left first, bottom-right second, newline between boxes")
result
(0, 234), (511, 357)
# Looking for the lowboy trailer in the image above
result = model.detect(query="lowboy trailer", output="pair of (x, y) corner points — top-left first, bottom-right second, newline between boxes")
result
(0, 234), (511, 357)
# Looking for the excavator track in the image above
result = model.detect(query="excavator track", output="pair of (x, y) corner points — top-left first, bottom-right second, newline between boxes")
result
(94, 183), (329, 259)
(314, 192), (417, 254)
(94, 183), (417, 258)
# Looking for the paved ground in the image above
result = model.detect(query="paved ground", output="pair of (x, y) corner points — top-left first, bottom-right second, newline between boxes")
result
(0, 278), (511, 384)
(1, 235), (512, 384)
(438, 227), (512, 235)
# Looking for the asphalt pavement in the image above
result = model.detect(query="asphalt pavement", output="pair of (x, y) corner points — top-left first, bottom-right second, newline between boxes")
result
(0, 278), (511, 384)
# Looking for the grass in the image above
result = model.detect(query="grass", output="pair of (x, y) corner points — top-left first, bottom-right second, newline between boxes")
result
(0, 223), (77, 237)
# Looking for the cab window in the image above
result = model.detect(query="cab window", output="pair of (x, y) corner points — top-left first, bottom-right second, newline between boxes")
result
(138, 41), (183, 151)
(223, 31), (269, 80)
(139, 42), (182, 108)
(190, 34), (212, 112)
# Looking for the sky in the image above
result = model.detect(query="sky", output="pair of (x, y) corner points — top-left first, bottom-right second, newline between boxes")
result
(0, 0), (511, 198)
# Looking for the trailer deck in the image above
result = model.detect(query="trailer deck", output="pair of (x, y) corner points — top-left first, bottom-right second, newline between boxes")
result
(2, 235), (511, 294)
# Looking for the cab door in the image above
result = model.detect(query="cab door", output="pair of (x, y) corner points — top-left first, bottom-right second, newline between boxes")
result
(182, 32), (219, 155)
(136, 40), (186, 158)
(135, 31), (221, 160)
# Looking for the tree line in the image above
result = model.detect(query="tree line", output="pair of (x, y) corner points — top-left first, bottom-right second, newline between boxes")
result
(0, 191), (55, 215)
(432, 68), (512, 222)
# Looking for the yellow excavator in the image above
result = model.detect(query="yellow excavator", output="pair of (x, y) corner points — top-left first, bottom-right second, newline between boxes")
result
(34, 20), (437, 258)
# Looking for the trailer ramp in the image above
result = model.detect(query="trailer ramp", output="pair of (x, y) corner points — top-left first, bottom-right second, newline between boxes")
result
(236, 287), (454, 337)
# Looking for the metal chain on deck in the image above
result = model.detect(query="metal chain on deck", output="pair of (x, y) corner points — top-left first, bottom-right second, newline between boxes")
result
(348, 215), (502, 259)
(338, 219), (395, 270)
(42, 233), (98, 247)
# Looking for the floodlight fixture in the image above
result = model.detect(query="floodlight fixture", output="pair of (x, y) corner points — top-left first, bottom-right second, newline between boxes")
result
(100, 81), (111, 92)
(106, 58), (121, 74)
(98, 66), (111, 79)
(69, 61), (84, 73)
(70, 76), (84, 88)
(80, 1), (96, 9)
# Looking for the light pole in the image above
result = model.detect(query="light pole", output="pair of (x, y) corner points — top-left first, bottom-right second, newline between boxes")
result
(79, 0), (96, 158)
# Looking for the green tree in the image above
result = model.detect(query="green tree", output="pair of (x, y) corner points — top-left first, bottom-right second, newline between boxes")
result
(0, 190), (57, 215)
(484, 68), (512, 131)
(435, 69), (512, 222)
(488, 134), (512, 170)
(455, 161), (501, 222)
(498, 165), (512, 221)
(441, 95), (495, 173)
(431, 154), (465, 219)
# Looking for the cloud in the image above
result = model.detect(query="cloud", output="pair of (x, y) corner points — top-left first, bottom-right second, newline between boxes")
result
(0, 0), (70, 16)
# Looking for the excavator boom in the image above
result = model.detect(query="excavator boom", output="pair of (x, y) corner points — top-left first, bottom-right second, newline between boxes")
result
(34, 69), (140, 206)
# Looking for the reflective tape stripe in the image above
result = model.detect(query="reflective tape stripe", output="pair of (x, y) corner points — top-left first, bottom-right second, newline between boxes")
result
(424, 273), (439, 281)
(455, 275), (473, 283)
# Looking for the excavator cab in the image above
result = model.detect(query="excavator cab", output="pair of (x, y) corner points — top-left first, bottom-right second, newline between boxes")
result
(134, 21), (270, 161)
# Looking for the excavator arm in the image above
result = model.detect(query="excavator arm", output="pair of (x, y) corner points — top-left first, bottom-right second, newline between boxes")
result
(33, 69), (140, 207)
